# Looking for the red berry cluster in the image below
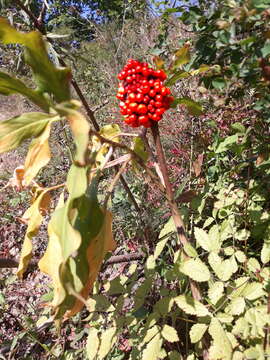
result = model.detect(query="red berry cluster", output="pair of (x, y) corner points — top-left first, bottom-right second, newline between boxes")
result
(116, 59), (174, 128)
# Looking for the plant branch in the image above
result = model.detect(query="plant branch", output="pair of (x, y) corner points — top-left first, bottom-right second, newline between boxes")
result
(150, 122), (202, 301)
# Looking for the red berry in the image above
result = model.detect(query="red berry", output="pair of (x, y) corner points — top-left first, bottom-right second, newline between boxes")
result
(126, 76), (133, 83)
(126, 108), (133, 115)
(136, 93), (144, 102)
(156, 108), (165, 116)
(137, 104), (148, 114)
(128, 93), (136, 101)
(152, 114), (162, 122)
(142, 67), (150, 76)
(129, 102), (138, 112)
(156, 69), (167, 80)
(138, 115), (149, 125)
(143, 95), (150, 104)
(149, 89), (156, 98)
(141, 85), (150, 94)
(150, 99), (155, 106)
(155, 101), (163, 108)
(160, 87), (169, 96)
(155, 94), (163, 102)
(148, 105), (155, 113)
(148, 79), (155, 86)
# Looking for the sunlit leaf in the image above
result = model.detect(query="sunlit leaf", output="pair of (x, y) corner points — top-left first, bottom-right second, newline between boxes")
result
(0, 72), (49, 111)
(86, 328), (100, 360)
(24, 121), (52, 185)
(98, 327), (117, 359)
(208, 281), (224, 305)
(161, 325), (179, 342)
(190, 323), (208, 343)
(0, 112), (58, 154)
(174, 295), (209, 316)
(0, 17), (71, 102)
(208, 318), (232, 360)
(17, 189), (51, 278)
(179, 257), (210, 282)
(142, 332), (163, 360)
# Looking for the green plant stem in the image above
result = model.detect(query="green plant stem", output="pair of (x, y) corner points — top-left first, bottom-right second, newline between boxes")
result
(150, 122), (202, 301)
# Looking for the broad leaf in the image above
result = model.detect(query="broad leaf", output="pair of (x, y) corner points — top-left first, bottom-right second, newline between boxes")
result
(0, 17), (71, 102)
(86, 328), (99, 360)
(24, 121), (52, 185)
(190, 323), (208, 343)
(174, 295), (209, 317)
(0, 72), (49, 111)
(161, 325), (179, 342)
(0, 112), (58, 154)
(98, 327), (117, 359)
(17, 189), (51, 278)
(179, 257), (210, 282)
(208, 281), (224, 305)
(208, 318), (232, 360)
(142, 332), (163, 360)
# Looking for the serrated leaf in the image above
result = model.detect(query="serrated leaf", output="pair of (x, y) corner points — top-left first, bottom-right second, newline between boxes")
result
(172, 44), (191, 69)
(235, 250), (246, 263)
(166, 70), (191, 86)
(241, 283), (265, 300)
(190, 323), (208, 343)
(142, 332), (163, 360)
(194, 227), (210, 251)
(208, 318), (232, 360)
(17, 189), (50, 278)
(24, 121), (52, 185)
(229, 297), (245, 315)
(174, 295), (209, 316)
(98, 327), (117, 359)
(161, 325), (179, 342)
(208, 253), (234, 281)
(180, 257), (210, 282)
(0, 17), (71, 102)
(0, 72), (49, 111)
(183, 243), (198, 258)
(86, 328), (99, 360)
(0, 113), (58, 154)
(208, 281), (224, 305)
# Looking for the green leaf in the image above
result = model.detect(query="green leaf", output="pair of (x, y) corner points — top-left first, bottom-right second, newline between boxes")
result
(166, 70), (191, 86)
(208, 281), (224, 305)
(183, 243), (198, 258)
(133, 136), (148, 162)
(190, 323), (208, 343)
(212, 77), (226, 90)
(180, 257), (210, 282)
(235, 250), (246, 263)
(261, 43), (270, 57)
(86, 328), (99, 360)
(0, 17), (71, 102)
(161, 325), (179, 342)
(208, 318), (232, 360)
(194, 227), (210, 251)
(0, 113), (58, 154)
(154, 238), (169, 259)
(0, 72), (49, 111)
(172, 97), (203, 116)
(174, 295), (210, 316)
(24, 121), (52, 185)
(215, 134), (238, 153)
(172, 44), (191, 68)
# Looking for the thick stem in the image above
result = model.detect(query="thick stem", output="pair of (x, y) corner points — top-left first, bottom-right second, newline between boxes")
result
(151, 122), (201, 301)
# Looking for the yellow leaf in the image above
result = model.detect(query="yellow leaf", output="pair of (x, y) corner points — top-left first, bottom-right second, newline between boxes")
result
(142, 333), (163, 360)
(24, 121), (52, 185)
(86, 328), (100, 360)
(98, 327), (117, 359)
(17, 189), (50, 278)
(161, 325), (179, 342)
